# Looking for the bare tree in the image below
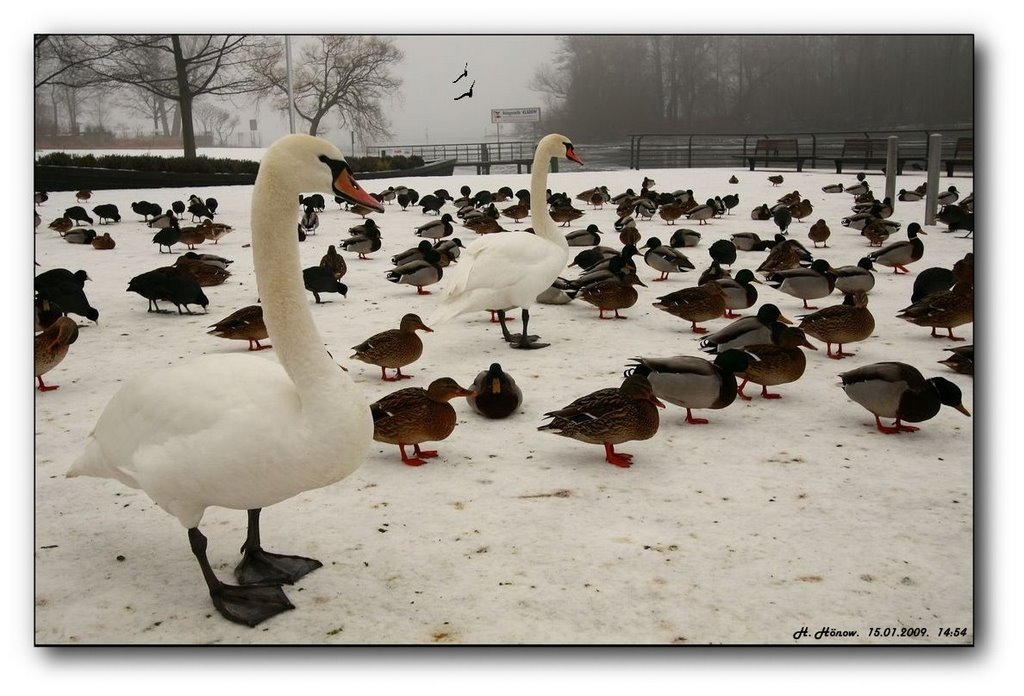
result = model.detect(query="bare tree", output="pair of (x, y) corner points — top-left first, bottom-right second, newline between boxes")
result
(250, 35), (402, 142)
(89, 35), (270, 157)
(193, 101), (240, 146)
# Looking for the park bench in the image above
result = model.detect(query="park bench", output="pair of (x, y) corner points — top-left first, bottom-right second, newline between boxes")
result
(746, 138), (805, 171)
(944, 137), (973, 176)
(834, 138), (909, 174)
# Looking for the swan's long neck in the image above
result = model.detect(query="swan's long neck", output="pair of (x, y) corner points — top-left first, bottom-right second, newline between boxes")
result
(251, 166), (337, 398)
(529, 146), (569, 251)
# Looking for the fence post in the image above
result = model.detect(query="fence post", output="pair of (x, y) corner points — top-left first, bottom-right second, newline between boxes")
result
(925, 134), (942, 226)
(884, 136), (897, 208)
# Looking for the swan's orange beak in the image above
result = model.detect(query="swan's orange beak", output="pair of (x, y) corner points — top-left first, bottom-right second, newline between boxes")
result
(334, 169), (385, 213)
(565, 144), (584, 166)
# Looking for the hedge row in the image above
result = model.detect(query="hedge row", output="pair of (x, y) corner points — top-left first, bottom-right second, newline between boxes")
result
(35, 152), (426, 174)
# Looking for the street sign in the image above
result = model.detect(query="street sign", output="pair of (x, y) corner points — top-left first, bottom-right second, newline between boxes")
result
(491, 107), (541, 124)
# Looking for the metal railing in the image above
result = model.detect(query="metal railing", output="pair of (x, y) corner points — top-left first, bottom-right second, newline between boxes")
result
(366, 141), (535, 167)
(627, 127), (974, 171)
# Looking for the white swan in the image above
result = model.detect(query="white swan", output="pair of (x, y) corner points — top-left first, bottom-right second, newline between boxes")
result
(67, 134), (385, 626)
(428, 133), (583, 349)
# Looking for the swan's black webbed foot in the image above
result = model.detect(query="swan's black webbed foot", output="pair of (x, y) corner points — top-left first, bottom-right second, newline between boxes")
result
(506, 333), (548, 349)
(235, 548), (323, 586)
(210, 582), (295, 627)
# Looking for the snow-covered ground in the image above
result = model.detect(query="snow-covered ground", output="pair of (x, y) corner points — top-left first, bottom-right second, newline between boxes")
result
(32, 152), (977, 649)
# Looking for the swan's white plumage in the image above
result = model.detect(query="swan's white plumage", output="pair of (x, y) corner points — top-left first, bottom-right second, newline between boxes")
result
(428, 133), (576, 326)
(68, 134), (375, 530)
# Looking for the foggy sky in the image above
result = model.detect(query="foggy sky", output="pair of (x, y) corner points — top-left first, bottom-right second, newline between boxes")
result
(257, 35), (560, 147)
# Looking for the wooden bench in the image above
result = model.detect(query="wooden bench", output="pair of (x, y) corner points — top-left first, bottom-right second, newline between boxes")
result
(944, 137), (973, 176)
(834, 138), (908, 174)
(746, 139), (805, 171)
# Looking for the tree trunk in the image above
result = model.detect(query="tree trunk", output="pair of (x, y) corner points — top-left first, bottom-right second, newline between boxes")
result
(171, 36), (197, 158)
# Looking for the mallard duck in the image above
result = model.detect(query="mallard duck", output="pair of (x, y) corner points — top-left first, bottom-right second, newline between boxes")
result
(898, 188), (924, 202)
(549, 203), (584, 227)
(729, 175), (739, 184)
(68, 135), (387, 625)
(756, 237), (812, 277)
(721, 193), (739, 215)
(34, 315), (79, 391)
(709, 268), (760, 318)
(198, 219), (233, 244)
(464, 216), (505, 235)
(642, 237), (694, 281)
(868, 222), (926, 274)
(751, 203), (772, 220)
(467, 363), (523, 419)
(75, 189), (92, 203)
(341, 220), (382, 259)
(415, 213), (455, 240)
(501, 201), (530, 222)
(178, 226), (206, 250)
(351, 313), (433, 381)
(686, 199), (716, 225)
(766, 258), (837, 309)
(938, 345), (974, 376)
(34, 296), (63, 332)
(65, 228), (97, 245)
(670, 228), (701, 248)
(91, 232), (115, 250)
(861, 219), (894, 247)
(822, 183), (844, 193)
(839, 362), (970, 433)
(845, 173), (869, 196)
(798, 291), (875, 359)
(735, 324), (816, 399)
(207, 305), (271, 351)
(897, 281), (973, 340)
(565, 224), (602, 247)
(776, 190), (801, 207)
(808, 219), (831, 248)
(627, 350), (750, 424)
(48, 217), (74, 235)
(298, 205), (319, 235)
(697, 261), (730, 286)
(652, 280), (727, 333)
(634, 198), (657, 221)
(730, 232), (763, 252)
(578, 270), (647, 319)
(657, 201), (688, 225)
(370, 377), (474, 466)
(767, 175), (784, 187)
(936, 185), (960, 207)
(386, 249), (444, 294)
(618, 222), (641, 247)
(173, 254), (232, 287)
(538, 374), (664, 468)
(699, 303), (791, 354)
(320, 244), (347, 280)
(832, 257), (876, 294)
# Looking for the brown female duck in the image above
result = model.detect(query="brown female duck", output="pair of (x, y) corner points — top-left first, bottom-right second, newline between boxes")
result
(578, 270), (647, 319)
(538, 374), (664, 468)
(350, 313), (433, 381)
(736, 324), (816, 400)
(35, 316), (79, 392)
(207, 305), (270, 351)
(652, 281), (727, 333)
(370, 377), (475, 466)
(797, 290), (875, 359)
(896, 281), (973, 341)
(320, 244), (348, 280)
